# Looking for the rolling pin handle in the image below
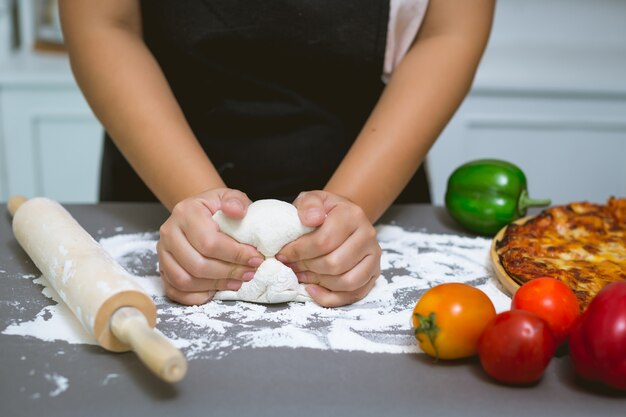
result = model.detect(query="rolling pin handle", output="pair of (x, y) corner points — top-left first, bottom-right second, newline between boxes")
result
(110, 307), (188, 383)
(8, 195), (28, 217)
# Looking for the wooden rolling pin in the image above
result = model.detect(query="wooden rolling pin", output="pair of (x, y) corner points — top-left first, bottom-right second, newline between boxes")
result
(9, 196), (187, 383)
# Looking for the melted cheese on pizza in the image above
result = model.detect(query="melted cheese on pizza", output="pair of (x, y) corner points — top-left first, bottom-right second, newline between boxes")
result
(496, 197), (626, 310)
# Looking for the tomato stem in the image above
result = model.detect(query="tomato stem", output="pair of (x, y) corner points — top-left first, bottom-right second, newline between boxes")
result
(414, 312), (440, 361)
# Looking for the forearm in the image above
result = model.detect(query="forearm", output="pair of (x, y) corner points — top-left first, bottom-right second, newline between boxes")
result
(60, 1), (224, 210)
(325, 37), (479, 222)
(325, 0), (494, 222)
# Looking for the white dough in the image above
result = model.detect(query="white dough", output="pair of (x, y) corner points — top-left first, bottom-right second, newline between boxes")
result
(212, 199), (315, 304)
(213, 258), (310, 303)
(212, 199), (314, 257)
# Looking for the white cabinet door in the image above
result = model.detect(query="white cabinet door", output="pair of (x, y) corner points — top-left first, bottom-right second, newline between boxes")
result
(427, 94), (626, 206)
(1, 85), (102, 203)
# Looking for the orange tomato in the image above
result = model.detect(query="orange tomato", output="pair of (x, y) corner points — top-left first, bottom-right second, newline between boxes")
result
(412, 282), (496, 360)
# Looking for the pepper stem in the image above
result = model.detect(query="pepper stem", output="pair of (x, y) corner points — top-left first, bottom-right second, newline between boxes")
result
(517, 189), (551, 216)
(413, 312), (440, 361)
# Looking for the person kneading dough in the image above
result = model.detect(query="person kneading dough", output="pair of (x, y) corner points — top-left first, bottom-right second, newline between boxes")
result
(60, 1), (495, 308)
(213, 199), (314, 303)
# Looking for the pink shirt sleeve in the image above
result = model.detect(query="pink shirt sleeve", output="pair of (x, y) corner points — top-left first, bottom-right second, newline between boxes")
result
(383, 0), (430, 82)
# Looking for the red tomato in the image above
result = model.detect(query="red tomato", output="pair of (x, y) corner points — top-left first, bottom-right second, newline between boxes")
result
(478, 310), (556, 385)
(569, 281), (626, 391)
(412, 283), (496, 360)
(511, 276), (580, 345)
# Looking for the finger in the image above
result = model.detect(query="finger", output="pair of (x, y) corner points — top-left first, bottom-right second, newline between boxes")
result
(289, 226), (378, 275)
(293, 191), (326, 227)
(161, 267), (243, 293)
(169, 194), (261, 264)
(218, 189), (252, 219)
(159, 251), (246, 292)
(279, 207), (359, 263)
(159, 248), (253, 291)
(297, 252), (381, 292)
(176, 211), (262, 266)
(163, 231), (258, 281)
(163, 282), (216, 306)
(305, 273), (380, 308)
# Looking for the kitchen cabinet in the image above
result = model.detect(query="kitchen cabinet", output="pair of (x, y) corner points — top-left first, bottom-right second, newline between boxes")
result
(0, 52), (102, 203)
(427, 86), (626, 206)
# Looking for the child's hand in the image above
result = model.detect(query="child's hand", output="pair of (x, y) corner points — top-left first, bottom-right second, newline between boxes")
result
(156, 188), (263, 305)
(278, 191), (381, 307)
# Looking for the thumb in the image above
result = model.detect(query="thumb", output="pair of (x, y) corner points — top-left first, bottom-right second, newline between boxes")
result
(220, 189), (252, 219)
(293, 191), (326, 227)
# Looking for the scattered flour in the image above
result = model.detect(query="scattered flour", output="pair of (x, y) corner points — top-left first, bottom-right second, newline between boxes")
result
(3, 276), (98, 345)
(45, 373), (69, 397)
(101, 373), (120, 386)
(2, 225), (511, 363)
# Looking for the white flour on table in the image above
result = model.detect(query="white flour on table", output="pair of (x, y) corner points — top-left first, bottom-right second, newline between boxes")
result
(3, 224), (511, 361)
(45, 373), (69, 397)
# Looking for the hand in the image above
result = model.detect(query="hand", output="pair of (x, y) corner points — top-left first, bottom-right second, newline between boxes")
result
(157, 188), (263, 305)
(277, 191), (381, 307)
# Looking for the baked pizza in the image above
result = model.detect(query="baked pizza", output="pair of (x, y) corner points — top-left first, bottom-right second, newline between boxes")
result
(495, 197), (626, 310)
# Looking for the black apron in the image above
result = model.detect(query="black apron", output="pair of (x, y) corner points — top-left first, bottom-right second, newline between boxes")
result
(100, 0), (431, 204)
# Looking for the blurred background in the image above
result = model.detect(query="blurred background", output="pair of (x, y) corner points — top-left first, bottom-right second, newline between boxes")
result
(0, 0), (625, 205)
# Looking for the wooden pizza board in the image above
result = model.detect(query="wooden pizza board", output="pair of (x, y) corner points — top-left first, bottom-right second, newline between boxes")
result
(489, 216), (533, 296)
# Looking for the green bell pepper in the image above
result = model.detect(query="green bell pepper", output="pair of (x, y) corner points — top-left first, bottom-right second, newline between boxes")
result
(445, 159), (551, 236)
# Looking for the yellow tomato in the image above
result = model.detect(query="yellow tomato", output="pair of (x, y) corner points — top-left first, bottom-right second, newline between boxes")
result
(412, 282), (496, 360)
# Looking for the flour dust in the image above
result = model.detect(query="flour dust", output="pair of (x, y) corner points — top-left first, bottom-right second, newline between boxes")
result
(3, 225), (511, 362)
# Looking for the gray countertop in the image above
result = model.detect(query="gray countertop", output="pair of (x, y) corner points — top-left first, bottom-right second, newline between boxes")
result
(0, 203), (624, 417)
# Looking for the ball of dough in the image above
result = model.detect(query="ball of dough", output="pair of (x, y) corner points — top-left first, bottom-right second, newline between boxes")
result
(212, 199), (315, 304)
(212, 199), (313, 257)
(215, 258), (310, 303)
